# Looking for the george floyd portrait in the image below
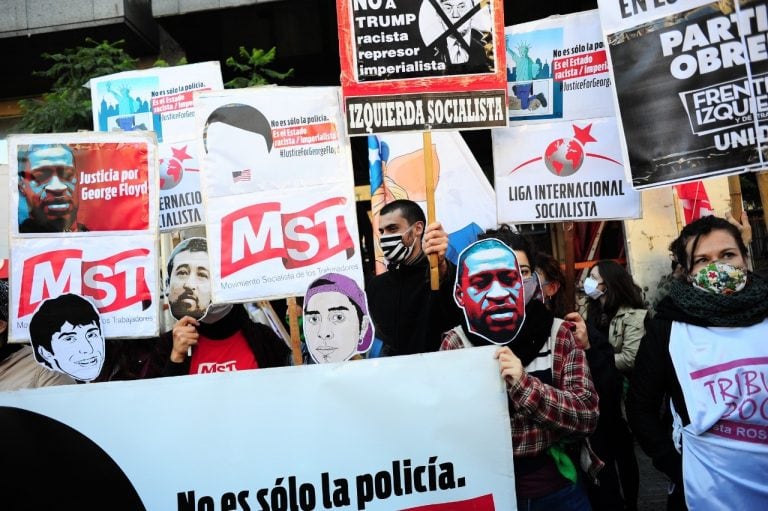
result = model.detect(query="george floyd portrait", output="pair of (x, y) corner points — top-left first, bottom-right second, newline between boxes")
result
(454, 238), (526, 344)
(17, 144), (87, 233)
(29, 294), (105, 382)
(302, 273), (374, 364)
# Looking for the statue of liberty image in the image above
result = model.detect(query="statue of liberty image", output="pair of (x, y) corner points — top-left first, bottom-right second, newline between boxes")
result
(105, 82), (148, 131)
(507, 41), (548, 110)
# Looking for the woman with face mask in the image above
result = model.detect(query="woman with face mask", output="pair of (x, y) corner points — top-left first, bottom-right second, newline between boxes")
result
(628, 216), (768, 511)
(583, 260), (648, 375)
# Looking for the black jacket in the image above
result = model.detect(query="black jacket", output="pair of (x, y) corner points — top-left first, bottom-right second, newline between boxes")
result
(366, 256), (462, 356)
(627, 296), (692, 485)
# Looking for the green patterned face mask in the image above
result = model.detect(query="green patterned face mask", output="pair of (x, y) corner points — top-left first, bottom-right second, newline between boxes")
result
(690, 262), (747, 295)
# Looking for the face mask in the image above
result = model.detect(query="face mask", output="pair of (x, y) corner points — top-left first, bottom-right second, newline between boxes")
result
(200, 303), (234, 324)
(379, 225), (417, 264)
(523, 276), (540, 305)
(583, 277), (604, 300)
(690, 261), (747, 295)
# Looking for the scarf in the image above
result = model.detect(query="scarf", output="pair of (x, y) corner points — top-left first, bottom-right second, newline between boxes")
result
(462, 299), (554, 367)
(665, 273), (768, 327)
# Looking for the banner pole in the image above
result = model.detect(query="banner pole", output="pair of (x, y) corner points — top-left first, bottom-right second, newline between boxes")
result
(728, 175), (744, 219)
(286, 296), (303, 366)
(423, 129), (440, 291)
(758, 171), (768, 232)
(563, 222), (576, 313)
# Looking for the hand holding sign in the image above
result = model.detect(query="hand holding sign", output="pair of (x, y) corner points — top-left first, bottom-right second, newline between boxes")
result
(171, 316), (200, 363)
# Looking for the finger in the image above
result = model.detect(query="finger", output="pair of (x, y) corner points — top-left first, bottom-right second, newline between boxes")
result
(178, 315), (200, 328)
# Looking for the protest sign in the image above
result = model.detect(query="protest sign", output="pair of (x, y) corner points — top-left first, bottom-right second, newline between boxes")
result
(7, 132), (159, 342)
(9, 234), (159, 341)
(505, 9), (613, 124)
(9, 132), (156, 234)
(195, 87), (363, 302)
(495, 11), (640, 223)
(494, 118), (641, 223)
(338, 0), (508, 134)
(0, 347), (517, 511)
(597, 0), (768, 189)
(91, 62), (224, 230)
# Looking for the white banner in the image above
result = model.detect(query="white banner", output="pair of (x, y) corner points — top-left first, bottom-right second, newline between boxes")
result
(493, 117), (641, 223)
(90, 61), (224, 231)
(10, 234), (159, 341)
(0, 347), (517, 511)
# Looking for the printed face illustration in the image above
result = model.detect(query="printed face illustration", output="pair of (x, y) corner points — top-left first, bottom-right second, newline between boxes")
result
(304, 291), (366, 363)
(455, 241), (525, 344)
(39, 321), (105, 381)
(168, 249), (212, 320)
(19, 145), (80, 230)
(439, 0), (473, 36)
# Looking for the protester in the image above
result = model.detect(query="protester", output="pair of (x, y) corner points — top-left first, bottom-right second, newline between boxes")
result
(566, 260), (643, 510)
(538, 255), (630, 510)
(535, 252), (567, 318)
(366, 199), (463, 356)
(157, 237), (291, 376)
(580, 260), (647, 375)
(18, 144), (87, 233)
(0, 281), (76, 390)
(442, 226), (599, 510)
(629, 215), (768, 510)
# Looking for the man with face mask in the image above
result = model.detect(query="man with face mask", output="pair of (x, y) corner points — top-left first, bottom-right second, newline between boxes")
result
(366, 199), (462, 356)
(158, 237), (291, 376)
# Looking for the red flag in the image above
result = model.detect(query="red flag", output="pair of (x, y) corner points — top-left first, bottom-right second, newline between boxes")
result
(400, 494), (495, 511)
(675, 181), (713, 224)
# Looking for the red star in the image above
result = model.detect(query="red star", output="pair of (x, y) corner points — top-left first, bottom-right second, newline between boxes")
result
(573, 124), (597, 146)
(171, 145), (192, 162)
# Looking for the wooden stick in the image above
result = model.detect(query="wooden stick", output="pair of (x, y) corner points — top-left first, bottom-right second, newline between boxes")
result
(758, 171), (768, 232)
(728, 175), (743, 219)
(423, 130), (440, 291)
(286, 296), (303, 366)
(563, 222), (576, 313)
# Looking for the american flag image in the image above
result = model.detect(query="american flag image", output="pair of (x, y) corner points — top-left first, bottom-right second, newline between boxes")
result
(232, 169), (252, 182)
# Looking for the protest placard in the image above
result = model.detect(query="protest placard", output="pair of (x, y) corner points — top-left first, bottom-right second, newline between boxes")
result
(494, 11), (640, 223)
(597, 0), (768, 189)
(195, 87), (363, 302)
(505, 9), (614, 124)
(338, 0), (508, 134)
(7, 132), (159, 342)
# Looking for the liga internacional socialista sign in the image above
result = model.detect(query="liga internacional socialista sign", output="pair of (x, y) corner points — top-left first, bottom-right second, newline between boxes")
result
(338, 0), (508, 135)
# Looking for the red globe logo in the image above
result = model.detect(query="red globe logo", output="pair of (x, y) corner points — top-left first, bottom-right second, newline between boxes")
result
(544, 138), (585, 176)
(160, 157), (184, 190)
(159, 145), (194, 191)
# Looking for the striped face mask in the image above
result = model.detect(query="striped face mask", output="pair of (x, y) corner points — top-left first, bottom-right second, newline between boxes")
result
(379, 224), (417, 264)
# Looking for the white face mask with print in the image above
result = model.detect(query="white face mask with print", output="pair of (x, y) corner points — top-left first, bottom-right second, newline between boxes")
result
(379, 224), (417, 264)
(583, 277), (604, 300)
